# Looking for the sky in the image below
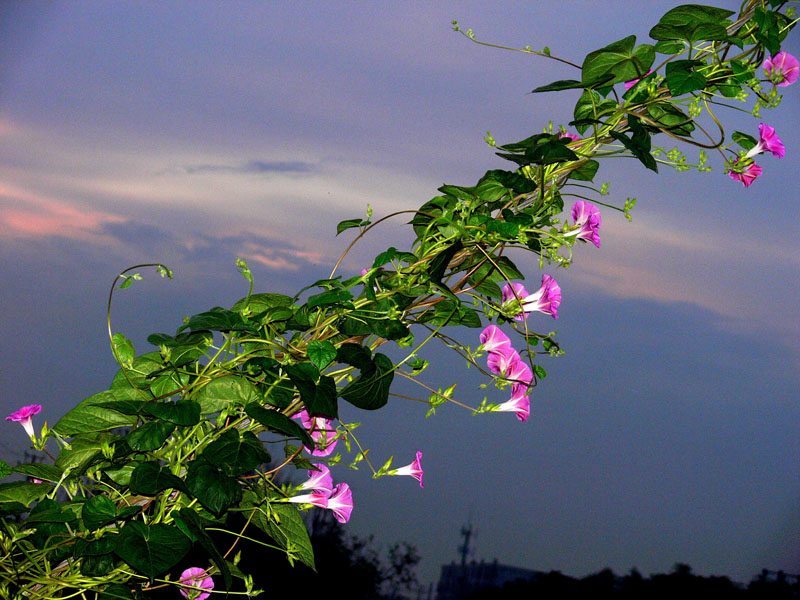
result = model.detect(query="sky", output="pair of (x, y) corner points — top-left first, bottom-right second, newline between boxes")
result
(1, 0), (799, 589)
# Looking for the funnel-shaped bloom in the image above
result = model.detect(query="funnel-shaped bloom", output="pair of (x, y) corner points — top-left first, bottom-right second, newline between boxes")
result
(496, 359), (533, 422)
(298, 464), (334, 494)
(326, 483), (354, 523)
(728, 159), (763, 188)
(495, 393), (531, 422)
(487, 348), (521, 376)
(569, 200), (602, 247)
(179, 567), (214, 600)
(746, 123), (785, 159)
(501, 275), (561, 320)
(763, 52), (799, 87)
(390, 451), (424, 488)
(287, 489), (329, 509)
(294, 409), (338, 457)
(5, 405), (42, 439)
(479, 325), (512, 355)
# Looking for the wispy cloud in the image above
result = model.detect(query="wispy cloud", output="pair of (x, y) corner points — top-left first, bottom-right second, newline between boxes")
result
(182, 160), (315, 175)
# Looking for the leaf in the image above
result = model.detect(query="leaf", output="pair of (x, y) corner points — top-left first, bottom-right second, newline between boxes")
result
(12, 463), (64, 483)
(129, 462), (187, 496)
(75, 537), (118, 577)
(115, 521), (191, 580)
(173, 508), (232, 590)
(25, 498), (75, 524)
(306, 289), (353, 309)
(649, 4), (734, 43)
(201, 429), (270, 477)
(531, 73), (616, 93)
(335, 218), (364, 235)
(242, 491), (315, 570)
(53, 388), (141, 436)
(111, 352), (164, 391)
(231, 292), (294, 314)
(573, 90), (617, 134)
(569, 159), (600, 182)
(55, 434), (116, 473)
(146, 331), (212, 367)
(82, 495), (120, 530)
(0, 461), (11, 479)
(429, 241), (464, 285)
(336, 343), (373, 371)
(125, 421), (175, 452)
(178, 307), (249, 334)
(732, 131), (757, 151)
(610, 116), (657, 172)
(654, 39), (685, 54)
(148, 369), (189, 398)
(665, 59), (707, 95)
(195, 374), (261, 414)
(185, 458), (242, 517)
(111, 333), (135, 365)
(307, 340), (337, 371)
(0, 481), (50, 506)
(645, 103), (695, 136)
(582, 35), (655, 86)
(417, 301), (482, 328)
(143, 400), (201, 426)
(340, 353), (394, 410)
(245, 403), (314, 447)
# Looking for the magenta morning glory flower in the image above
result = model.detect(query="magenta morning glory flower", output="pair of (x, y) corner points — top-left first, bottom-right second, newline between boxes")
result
(501, 275), (561, 320)
(568, 200), (602, 247)
(745, 123), (785, 159)
(507, 358), (533, 394)
(326, 483), (353, 523)
(5, 404), (42, 439)
(728, 159), (763, 188)
(487, 348), (521, 376)
(763, 52), (799, 87)
(179, 567), (214, 600)
(294, 409), (338, 457)
(390, 450), (424, 488)
(624, 69), (654, 90)
(560, 131), (581, 142)
(495, 393), (531, 422)
(287, 489), (330, 509)
(479, 325), (512, 355)
(298, 464), (334, 494)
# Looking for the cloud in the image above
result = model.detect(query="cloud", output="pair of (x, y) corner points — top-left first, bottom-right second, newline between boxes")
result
(182, 159), (315, 175)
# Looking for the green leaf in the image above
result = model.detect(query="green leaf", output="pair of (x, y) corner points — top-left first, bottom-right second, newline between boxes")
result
(649, 4), (734, 43)
(242, 491), (315, 570)
(645, 103), (695, 136)
(115, 521), (191, 580)
(195, 374), (261, 414)
(0, 461), (11, 479)
(340, 353), (394, 410)
(335, 218), (364, 235)
(178, 307), (249, 334)
(111, 333), (135, 365)
(12, 463), (64, 483)
(201, 429), (270, 477)
(245, 403), (314, 447)
(486, 219), (519, 239)
(307, 340), (337, 371)
(147, 331), (212, 367)
(306, 289), (354, 309)
(173, 508), (232, 590)
(531, 73), (615, 93)
(231, 292), (293, 314)
(305, 375), (339, 418)
(0, 481), (50, 506)
(125, 421), (175, 452)
(732, 131), (757, 151)
(665, 59), (707, 95)
(417, 300), (482, 328)
(185, 458), (242, 517)
(53, 388), (141, 436)
(55, 434), (116, 473)
(129, 462), (187, 496)
(569, 159), (600, 182)
(429, 240), (464, 285)
(582, 35), (655, 86)
(610, 115), (657, 172)
(143, 400), (201, 426)
(75, 537), (118, 577)
(25, 498), (75, 523)
(654, 39), (685, 54)
(573, 91), (617, 134)
(148, 369), (189, 398)
(111, 352), (164, 391)
(82, 495), (119, 530)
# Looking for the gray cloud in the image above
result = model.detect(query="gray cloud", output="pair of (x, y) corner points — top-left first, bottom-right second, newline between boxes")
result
(182, 160), (315, 175)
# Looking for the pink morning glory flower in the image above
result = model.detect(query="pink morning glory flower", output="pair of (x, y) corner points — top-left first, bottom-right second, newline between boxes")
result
(728, 159), (763, 188)
(487, 348), (521, 376)
(389, 450), (424, 488)
(179, 567), (214, 600)
(326, 483), (353, 523)
(560, 131), (581, 142)
(294, 409), (338, 457)
(479, 325), (512, 355)
(495, 393), (531, 422)
(624, 69), (654, 90)
(501, 275), (561, 320)
(5, 404), (42, 439)
(568, 200), (602, 247)
(287, 489), (330, 509)
(763, 52), (799, 87)
(507, 357), (533, 395)
(298, 464), (334, 494)
(745, 123), (785, 159)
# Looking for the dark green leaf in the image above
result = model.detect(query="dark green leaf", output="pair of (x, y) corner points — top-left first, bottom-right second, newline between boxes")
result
(654, 39), (685, 54)
(174, 508), (232, 590)
(115, 521), (191, 579)
(306, 289), (353, 309)
(111, 333), (135, 365)
(53, 388), (141, 436)
(0, 461), (11, 479)
(732, 131), (757, 150)
(340, 353), (395, 410)
(178, 307), (249, 334)
(82, 495), (119, 530)
(307, 340), (337, 371)
(201, 430), (270, 477)
(146, 331), (212, 366)
(645, 103), (695, 136)
(129, 462), (187, 496)
(195, 374), (261, 414)
(25, 499), (75, 524)
(185, 458), (242, 517)
(12, 463), (64, 483)
(304, 375), (338, 418)
(531, 73), (616, 93)
(243, 491), (315, 570)
(429, 240), (464, 284)
(148, 369), (189, 398)
(245, 403), (313, 447)
(126, 421), (175, 452)
(649, 4), (734, 43)
(111, 352), (163, 391)
(231, 292), (293, 314)
(335, 218), (364, 235)
(569, 159), (600, 182)
(573, 91), (617, 134)
(143, 400), (201, 426)
(417, 300), (482, 328)
(0, 481), (49, 506)
(665, 59), (707, 95)
(582, 35), (655, 85)
(55, 434), (116, 473)
(610, 115), (657, 172)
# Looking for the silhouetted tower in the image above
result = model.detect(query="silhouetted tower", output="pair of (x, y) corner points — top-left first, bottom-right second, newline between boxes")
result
(458, 524), (474, 567)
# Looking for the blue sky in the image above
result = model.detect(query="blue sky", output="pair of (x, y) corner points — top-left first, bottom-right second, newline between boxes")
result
(1, 1), (799, 587)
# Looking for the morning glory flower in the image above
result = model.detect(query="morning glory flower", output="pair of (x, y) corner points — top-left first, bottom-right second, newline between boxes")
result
(479, 325), (512, 355)
(298, 464), (334, 494)
(495, 393), (531, 422)
(487, 348), (521, 377)
(728, 159), (763, 188)
(624, 69), (654, 90)
(179, 567), (214, 600)
(287, 489), (330, 509)
(501, 275), (561, 320)
(5, 404), (42, 439)
(745, 123), (785, 159)
(389, 450), (424, 488)
(763, 52), (799, 87)
(560, 131), (581, 142)
(294, 409), (338, 457)
(568, 200), (602, 247)
(326, 483), (354, 523)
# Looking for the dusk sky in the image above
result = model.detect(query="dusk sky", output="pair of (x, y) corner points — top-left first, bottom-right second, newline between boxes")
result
(1, 1), (799, 588)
